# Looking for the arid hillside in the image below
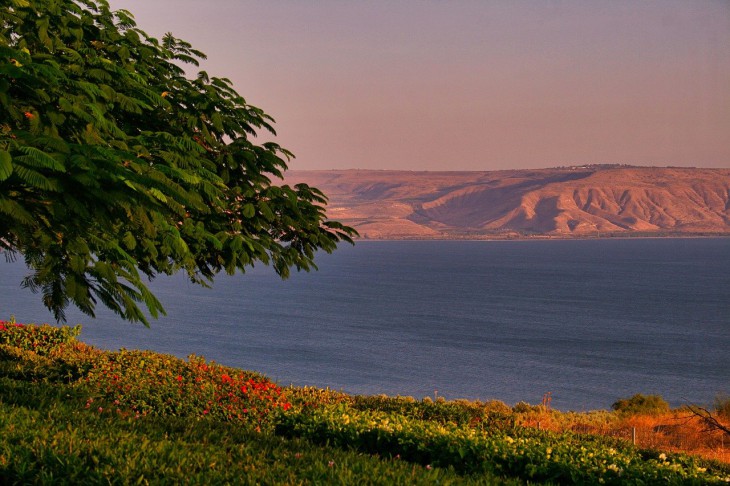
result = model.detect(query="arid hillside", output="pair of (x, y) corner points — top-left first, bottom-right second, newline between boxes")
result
(284, 167), (730, 239)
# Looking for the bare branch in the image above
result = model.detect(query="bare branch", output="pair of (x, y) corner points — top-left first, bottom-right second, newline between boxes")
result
(685, 405), (730, 437)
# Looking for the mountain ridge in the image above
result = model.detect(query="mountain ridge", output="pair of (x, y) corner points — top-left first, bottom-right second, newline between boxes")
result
(284, 166), (730, 239)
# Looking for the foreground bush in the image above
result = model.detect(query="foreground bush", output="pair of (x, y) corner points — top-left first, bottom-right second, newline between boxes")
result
(278, 406), (730, 485)
(0, 321), (511, 484)
(0, 321), (290, 427)
(0, 379), (496, 485)
(80, 349), (291, 425)
(2, 322), (729, 484)
(0, 318), (81, 355)
(351, 395), (514, 429)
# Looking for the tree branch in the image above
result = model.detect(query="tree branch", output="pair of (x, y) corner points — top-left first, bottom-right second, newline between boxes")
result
(685, 405), (730, 437)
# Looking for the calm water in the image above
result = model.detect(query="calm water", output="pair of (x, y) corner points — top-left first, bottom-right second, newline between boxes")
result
(1, 238), (728, 411)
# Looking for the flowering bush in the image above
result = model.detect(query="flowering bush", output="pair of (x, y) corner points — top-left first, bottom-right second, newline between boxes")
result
(1, 321), (291, 426)
(80, 349), (291, 425)
(0, 318), (81, 355)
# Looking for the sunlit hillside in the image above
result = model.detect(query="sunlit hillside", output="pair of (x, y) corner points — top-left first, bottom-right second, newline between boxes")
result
(286, 167), (730, 239)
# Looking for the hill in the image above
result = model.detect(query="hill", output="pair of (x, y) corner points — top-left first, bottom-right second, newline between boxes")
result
(285, 166), (730, 239)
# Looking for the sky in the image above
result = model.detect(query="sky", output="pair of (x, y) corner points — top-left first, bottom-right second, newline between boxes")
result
(107, 1), (730, 171)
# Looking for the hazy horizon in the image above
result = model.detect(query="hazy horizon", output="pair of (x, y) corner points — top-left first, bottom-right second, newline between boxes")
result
(108, 1), (730, 172)
(285, 164), (729, 173)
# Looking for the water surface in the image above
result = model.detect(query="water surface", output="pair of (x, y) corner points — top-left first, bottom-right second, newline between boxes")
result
(1, 238), (728, 411)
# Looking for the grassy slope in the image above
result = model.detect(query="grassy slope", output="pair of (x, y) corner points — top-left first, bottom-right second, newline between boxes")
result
(0, 378), (508, 485)
(0, 323), (728, 485)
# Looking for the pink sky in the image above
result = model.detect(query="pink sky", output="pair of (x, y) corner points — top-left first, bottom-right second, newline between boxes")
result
(108, 1), (729, 171)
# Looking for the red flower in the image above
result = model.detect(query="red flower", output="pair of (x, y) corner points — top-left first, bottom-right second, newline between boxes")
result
(24, 112), (34, 119)
(176, 375), (183, 382)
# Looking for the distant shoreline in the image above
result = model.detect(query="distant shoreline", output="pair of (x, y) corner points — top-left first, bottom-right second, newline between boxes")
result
(352, 233), (730, 242)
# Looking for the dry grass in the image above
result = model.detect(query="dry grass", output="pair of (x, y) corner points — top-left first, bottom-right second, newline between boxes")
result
(517, 409), (730, 464)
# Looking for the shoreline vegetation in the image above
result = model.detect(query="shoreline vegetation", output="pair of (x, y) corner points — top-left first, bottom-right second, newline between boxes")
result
(1, 321), (729, 484)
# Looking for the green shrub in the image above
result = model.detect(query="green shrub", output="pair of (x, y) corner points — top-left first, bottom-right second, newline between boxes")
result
(0, 392), (491, 485)
(287, 386), (354, 409)
(50, 341), (105, 381)
(290, 391), (516, 430)
(277, 405), (729, 484)
(611, 394), (670, 415)
(0, 319), (81, 355)
(0, 344), (56, 379)
(352, 395), (485, 426)
(483, 399), (512, 414)
(513, 401), (544, 414)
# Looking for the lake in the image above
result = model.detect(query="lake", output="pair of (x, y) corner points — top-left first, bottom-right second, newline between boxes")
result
(1, 238), (728, 411)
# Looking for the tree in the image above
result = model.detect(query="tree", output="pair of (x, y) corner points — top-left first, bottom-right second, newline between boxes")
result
(611, 394), (670, 416)
(0, 0), (356, 325)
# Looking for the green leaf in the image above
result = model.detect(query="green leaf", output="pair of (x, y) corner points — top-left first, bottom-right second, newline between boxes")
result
(148, 188), (168, 202)
(16, 146), (65, 171)
(0, 197), (34, 224)
(0, 150), (13, 181)
(259, 201), (274, 221)
(242, 203), (255, 219)
(122, 232), (137, 250)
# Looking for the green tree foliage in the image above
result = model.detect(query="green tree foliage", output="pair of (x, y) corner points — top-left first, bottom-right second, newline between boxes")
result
(0, 0), (355, 325)
(611, 394), (670, 415)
